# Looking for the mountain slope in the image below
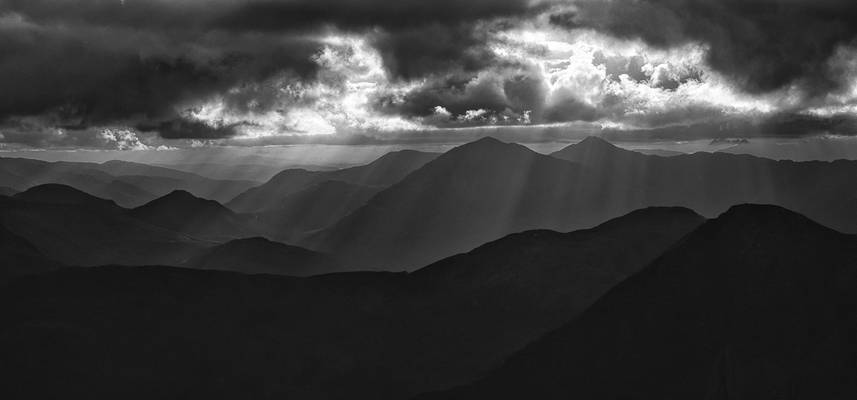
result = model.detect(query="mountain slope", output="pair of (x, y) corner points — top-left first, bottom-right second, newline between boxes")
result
(425, 204), (857, 400)
(256, 180), (382, 242)
(398, 206), (706, 393)
(184, 237), (343, 276)
(309, 137), (607, 269)
(129, 190), (256, 241)
(227, 149), (438, 212)
(0, 223), (61, 280)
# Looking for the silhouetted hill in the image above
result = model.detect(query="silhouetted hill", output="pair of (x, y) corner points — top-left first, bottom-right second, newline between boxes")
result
(14, 183), (121, 209)
(129, 190), (256, 241)
(0, 157), (256, 206)
(424, 204), (857, 400)
(398, 206), (705, 393)
(551, 136), (857, 233)
(0, 190), (206, 266)
(309, 137), (614, 269)
(90, 160), (258, 203)
(227, 150), (438, 212)
(0, 206), (703, 400)
(256, 180), (382, 242)
(184, 237), (343, 276)
(0, 157), (156, 206)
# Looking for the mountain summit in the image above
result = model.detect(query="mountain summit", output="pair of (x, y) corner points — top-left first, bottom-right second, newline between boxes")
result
(130, 190), (254, 240)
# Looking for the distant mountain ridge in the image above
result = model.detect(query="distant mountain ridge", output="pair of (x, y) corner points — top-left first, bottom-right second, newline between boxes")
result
(302, 136), (857, 269)
(227, 149), (438, 213)
(0, 157), (257, 207)
(551, 136), (857, 232)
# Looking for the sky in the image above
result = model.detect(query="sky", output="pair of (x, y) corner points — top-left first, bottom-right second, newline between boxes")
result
(2, 0), (857, 151)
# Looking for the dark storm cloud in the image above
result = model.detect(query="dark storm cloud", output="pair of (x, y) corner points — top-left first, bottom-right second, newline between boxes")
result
(369, 24), (501, 81)
(214, 0), (537, 31)
(0, 0), (546, 143)
(136, 118), (244, 140)
(0, 6), (320, 133)
(553, 0), (857, 95)
(213, 0), (544, 80)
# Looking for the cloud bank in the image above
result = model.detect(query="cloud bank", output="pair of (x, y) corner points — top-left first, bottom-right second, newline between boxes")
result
(1, 0), (857, 149)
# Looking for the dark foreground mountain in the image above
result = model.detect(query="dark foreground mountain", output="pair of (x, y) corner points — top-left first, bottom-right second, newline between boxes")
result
(0, 224), (60, 281)
(227, 150), (438, 213)
(129, 190), (257, 241)
(0, 207), (702, 400)
(422, 204), (857, 400)
(184, 237), (343, 276)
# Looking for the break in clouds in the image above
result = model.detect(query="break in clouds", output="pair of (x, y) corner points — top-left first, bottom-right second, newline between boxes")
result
(3, 0), (857, 149)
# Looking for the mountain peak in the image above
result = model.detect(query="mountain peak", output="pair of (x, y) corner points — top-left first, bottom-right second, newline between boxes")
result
(550, 136), (640, 163)
(596, 206), (704, 231)
(567, 136), (623, 153)
(462, 136), (510, 149)
(449, 136), (531, 157)
(134, 189), (231, 215)
(472, 136), (504, 144)
(713, 204), (822, 230)
(577, 135), (616, 147)
(161, 189), (199, 201)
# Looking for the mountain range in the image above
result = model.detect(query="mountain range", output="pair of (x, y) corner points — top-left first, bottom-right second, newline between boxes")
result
(306, 136), (857, 269)
(227, 149), (438, 213)
(2, 205), (854, 399)
(5, 136), (857, 274)
(3, 136), (857, 399)
(0, 157), (257, 207)
(0, 184), (334, 272)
